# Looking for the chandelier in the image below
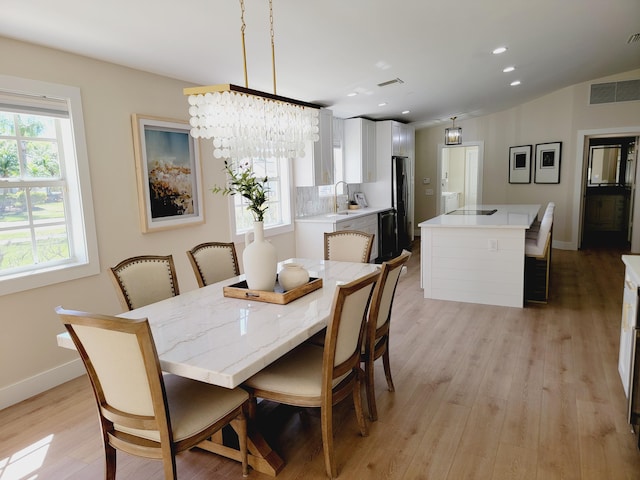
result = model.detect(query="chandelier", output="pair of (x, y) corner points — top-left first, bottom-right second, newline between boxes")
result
(184, 0), (321, 161)
(445, 116), (462, 145)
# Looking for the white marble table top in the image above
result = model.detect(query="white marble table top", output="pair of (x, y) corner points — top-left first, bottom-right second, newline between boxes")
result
(418, 204), (541, 229)
(57, 258), (380, 389)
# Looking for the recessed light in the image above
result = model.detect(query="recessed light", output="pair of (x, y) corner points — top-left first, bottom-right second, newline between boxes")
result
(401, 110), (410, 115)
(510, 80), (521, 86)
(378, 102), (388, 107)
(503, 66), (515, 73)
(347, 92), (358, 97)
(492, 46), (508, 55)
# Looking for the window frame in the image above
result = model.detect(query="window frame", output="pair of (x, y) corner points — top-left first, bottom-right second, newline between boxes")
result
(228, 156), (294, 244)
(0, 75), (99, 296)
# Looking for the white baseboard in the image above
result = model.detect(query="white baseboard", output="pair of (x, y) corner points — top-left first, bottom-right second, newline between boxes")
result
(0, 359), (85, 411)
(552, 239), (574, 250)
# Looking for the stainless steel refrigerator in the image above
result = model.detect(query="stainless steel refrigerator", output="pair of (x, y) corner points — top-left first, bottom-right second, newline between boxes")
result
(392, 155), (411, 253)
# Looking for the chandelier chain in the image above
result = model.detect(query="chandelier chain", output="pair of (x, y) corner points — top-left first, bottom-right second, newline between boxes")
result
(269, 0), (277, 95)
(239, 0), (248, 88)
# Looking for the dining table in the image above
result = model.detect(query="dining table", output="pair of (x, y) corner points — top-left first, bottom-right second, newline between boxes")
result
(57, 257), (380, 476)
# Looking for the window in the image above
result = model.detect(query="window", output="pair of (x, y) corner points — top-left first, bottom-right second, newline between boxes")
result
(0, 75), (99, 295)
(229, 156), (292, 241)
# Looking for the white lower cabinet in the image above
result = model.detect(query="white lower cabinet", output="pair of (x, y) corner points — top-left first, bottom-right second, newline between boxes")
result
(620, 258), (640, 398)
(295, 213), (378, 262)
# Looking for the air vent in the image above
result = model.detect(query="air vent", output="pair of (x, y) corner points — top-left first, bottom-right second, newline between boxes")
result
(628, 33), (640, 44)
(590, 79), (640, 104)
(377, 78), (404, 88)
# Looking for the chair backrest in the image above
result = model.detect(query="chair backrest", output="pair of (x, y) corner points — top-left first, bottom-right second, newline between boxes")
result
(367, 251), (412, 342)
(324, 230), (375, 263)
(55, 307), (173, 446)
(322, 270), (379, 386)
(187, 242), (240, 287)
(109, 255), (179, 311)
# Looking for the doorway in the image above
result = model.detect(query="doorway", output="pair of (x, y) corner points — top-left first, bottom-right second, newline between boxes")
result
(437, 142), (484, 214)
(576, 130), (639, 251)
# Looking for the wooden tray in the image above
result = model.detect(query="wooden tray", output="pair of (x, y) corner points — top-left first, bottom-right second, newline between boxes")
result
(223, 277), (323, 305)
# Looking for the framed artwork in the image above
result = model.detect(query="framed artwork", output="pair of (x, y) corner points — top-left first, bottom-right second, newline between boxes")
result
(354, 192), (368, 207)
(131, 114), (204, 232)
(508, 145), (532, 184)
(534, 141), (562, 184)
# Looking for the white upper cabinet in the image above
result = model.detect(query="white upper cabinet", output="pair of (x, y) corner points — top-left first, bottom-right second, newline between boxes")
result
(344, 117), (376, 183)
(294, 108), (334, 186)
(392, 121), (414, 156)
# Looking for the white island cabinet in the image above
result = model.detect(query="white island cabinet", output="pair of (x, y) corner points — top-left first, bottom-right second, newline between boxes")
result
(295, 208), (390, 262)
(419, 204), (540, 308)
(620, 255), (640, 398)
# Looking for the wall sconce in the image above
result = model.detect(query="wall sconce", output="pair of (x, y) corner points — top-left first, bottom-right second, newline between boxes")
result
(445, 117), (462, 145)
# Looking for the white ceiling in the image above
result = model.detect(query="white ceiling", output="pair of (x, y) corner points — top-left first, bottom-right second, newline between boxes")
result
(2, 0), (639, 127)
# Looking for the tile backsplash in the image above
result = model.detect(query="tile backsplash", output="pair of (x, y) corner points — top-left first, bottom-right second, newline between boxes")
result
(295, 187), (334, 217)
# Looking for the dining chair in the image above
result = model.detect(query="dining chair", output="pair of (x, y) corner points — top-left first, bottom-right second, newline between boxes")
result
(242, 269), (380, 478)
(324, 230), (375, 263)
(55, 306), (249, 479)
(186, 242), (240, 287)
(361, 250), (411, 421)
(109, 255), (180, 311)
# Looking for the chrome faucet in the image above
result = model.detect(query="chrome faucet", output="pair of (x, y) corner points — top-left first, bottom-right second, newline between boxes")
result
(334, 181), (350, 212)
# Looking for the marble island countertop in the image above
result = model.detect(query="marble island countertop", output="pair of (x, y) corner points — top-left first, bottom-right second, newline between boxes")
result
(419, 204), (541, 229)
(295, 206), (392, 224)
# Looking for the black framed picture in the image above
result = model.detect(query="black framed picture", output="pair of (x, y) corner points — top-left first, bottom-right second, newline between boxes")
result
(534, 141), (562, 184)
(508, 145), (532, 184)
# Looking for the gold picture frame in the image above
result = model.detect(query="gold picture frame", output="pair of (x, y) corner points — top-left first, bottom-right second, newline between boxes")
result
(131, 114), (204, 233)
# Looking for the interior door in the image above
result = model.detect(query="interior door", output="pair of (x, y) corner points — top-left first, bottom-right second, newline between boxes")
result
(437, 143), (483, 214)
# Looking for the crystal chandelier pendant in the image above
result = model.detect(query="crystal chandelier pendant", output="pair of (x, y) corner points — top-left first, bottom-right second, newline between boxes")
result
(183, 0), (321, 162)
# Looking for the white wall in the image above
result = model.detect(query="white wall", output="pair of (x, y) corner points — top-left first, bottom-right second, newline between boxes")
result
(0, 36), (297, 409)
(415, 68), (640, 249)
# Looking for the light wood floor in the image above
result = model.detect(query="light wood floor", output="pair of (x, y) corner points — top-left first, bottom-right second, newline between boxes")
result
(3, 244), (640, 479)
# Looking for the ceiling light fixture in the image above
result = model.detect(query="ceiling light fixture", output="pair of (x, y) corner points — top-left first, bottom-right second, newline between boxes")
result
(492, 46), (508, 55)
(510, 80), (521, 86)
(445, 116), (462, 145)
(402, 110), (410, 115)
(184, 0), (321, 161)
(347, 92), (358, 97)
(378, 102), (388, 107)
(503, 66), (515, 73)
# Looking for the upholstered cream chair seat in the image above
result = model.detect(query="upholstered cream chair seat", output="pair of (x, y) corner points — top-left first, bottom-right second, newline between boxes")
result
(55, 307), (249, 479)
(243, 269), (380, 479)
(324, 230), (375, 263)
(187, 242), (240, 287)
(525, 206), (554, 303)
(526, 202), (555, 239)
(109, 255), (179, 311)
(361, 250), (411, 421)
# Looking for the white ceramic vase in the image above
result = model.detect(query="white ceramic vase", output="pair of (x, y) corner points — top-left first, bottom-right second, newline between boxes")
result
(243, 221), (277, 291)
(279, 263), (310, 291)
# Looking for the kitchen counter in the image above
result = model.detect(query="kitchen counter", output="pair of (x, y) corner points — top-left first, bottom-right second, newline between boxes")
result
(295, 206), (391, 224)
(295, 207), (391, 261)
(419, 204), (540, 229)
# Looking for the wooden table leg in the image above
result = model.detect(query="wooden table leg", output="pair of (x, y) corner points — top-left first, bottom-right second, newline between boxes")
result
(197, 421), (285, 476)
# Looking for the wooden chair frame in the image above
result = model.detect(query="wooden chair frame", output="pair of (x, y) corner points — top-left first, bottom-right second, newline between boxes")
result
(244, 270), (380, 478)
(109, 255), (179, 311)
(55, 307), (248, 479)
(361, 251), (411, 421)
(186, 242), (240, 288)
(323, 230), (375, 263)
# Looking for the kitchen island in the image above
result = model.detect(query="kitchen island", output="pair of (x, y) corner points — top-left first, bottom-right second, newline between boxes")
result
(418, 204), (540, 308)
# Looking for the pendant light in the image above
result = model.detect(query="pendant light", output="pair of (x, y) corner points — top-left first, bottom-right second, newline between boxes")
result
(184, 0), (321, 161)
(445, 116), (462, 145)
